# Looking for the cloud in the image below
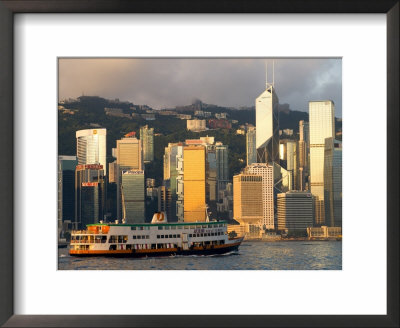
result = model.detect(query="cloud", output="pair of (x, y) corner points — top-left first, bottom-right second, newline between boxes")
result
(59, 58), (342, 116)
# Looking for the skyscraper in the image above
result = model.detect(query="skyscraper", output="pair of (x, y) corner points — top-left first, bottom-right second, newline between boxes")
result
(324, 138), (342, 227)
(246, 127), (257, 165)
(277, 191), (313, 232)
(245, 163), (274, 229)
(183, 145), (206, 222)
(216, 142), (229, 198)
(121, 170), (145, 224)
(299, 120), (310, 191)
(279, 139), (298, 190)
(75, 164), (105, 229)
(255, 72), (279, 164)
(58, 155), (78, 224)
(309, 100), (335, 226)
(115, 133), (143, 220)
(233, 173), (263, 228)
(140, 125), (154, 163)
(76, 128), (107, 176)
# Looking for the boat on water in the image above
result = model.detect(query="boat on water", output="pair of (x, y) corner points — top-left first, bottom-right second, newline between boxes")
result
(69, 212), (243, 257)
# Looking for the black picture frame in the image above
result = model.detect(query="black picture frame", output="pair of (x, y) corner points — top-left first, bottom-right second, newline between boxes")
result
(0, 1), (398, 327)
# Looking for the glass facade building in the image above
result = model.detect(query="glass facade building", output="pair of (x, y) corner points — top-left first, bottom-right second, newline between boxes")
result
(309, 100), (335, 226)
(76, 128), (107, 176)
(246, 127), (257, 165)
(58, 155), (78, 223)
(256, 83), (279, 164)
(121, 170), (145, 224)
(324, 138), (342, 227)
(75, 164), (105, 229)
(183, 145), (206, 222)
(216, 143), (229, 198)
(140, 125), (154, 163)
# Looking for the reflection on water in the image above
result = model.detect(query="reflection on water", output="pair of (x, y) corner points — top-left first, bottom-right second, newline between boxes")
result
(58, 241), (342, 270)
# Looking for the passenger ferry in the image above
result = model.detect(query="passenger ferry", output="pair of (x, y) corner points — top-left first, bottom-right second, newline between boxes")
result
(69, 212), (243, 257)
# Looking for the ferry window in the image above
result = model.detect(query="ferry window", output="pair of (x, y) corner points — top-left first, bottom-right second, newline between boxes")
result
(178, 226), (182, 229)
(173, 235), (177, 238)
(164, 226), (170, 230)
(146, 235), (149, 239)
(157, 235), (160, 239)
(131, 227), (136, 231)
(161, 235), (164, 239)
(123, 236), (128, 243)
(109, 235), (117, 243)
(202, 225), (207, 228)
(169, 235), (173, 238)
(133, 235), (137, 239)
(190, 226), (195, 229)
(137, 235), (141, 240)
(151, 244), (156, 249)
(158, 226), (163, 230)
(189, 234), (192, 237)
(101, 236), (107, 243)
(139, 226), (144, 231)
(208, 225), (212, 228)
(184, 226), (189, 229)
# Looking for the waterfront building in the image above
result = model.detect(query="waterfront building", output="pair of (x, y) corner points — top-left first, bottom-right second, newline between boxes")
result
(324, 138), (342, 227)
(279, 139), (298, 190)
(246, 126), (257, 166)
(121, 170), (145, 224)
(58, 156), (78, 224)
(187, 119), (206, 132)
(116, 133), (143, 171)
(140, 125), (154, 163)
(255, 70), (279, 164)
(309, 100), (335, 226)
(245, 163), (274, 230)
(277, 191), (313, 231)
(75, 164), (105, 229)
(233, 173), (263, 229)
(307, 226), (342, 239)
(76, 128), (107, 175)
(183, 145), (206, 222)
(216, 142), (229, 198)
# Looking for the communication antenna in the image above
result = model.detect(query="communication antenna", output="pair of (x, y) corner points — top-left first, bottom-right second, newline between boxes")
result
(272, 60), (275, 87)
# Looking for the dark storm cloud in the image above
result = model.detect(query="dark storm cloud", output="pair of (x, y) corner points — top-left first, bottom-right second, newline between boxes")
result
(59, 58), (342, 117)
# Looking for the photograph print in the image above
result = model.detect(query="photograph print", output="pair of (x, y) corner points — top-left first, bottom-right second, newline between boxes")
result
(57, 58), (342, 270)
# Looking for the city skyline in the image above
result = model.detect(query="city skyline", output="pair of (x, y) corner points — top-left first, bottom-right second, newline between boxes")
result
(59, 58), (342, 117)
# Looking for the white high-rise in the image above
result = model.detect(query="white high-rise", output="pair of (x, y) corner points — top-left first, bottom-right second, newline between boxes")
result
(255, 66), (279, 164)
(245, 163), (274, 229)
(76, 128), (107, 176)
(309, 100), (335, 226)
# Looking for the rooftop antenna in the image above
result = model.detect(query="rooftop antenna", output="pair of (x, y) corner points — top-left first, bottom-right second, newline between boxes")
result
(272, 60), (275, 87)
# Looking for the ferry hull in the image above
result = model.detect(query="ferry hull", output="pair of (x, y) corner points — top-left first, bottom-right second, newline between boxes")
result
(69, 241), (241, 258)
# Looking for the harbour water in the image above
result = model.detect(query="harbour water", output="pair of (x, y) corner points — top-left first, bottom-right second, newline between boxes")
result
(58, 240), (342, 270)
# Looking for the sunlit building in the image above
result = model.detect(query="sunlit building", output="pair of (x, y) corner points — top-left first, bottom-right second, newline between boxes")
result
(183, 145), (206, 222)
(140, 125), (154, 163)
(255, 78), (279, 163)
(116, 133), (143, 171)
(216, 142), (229, 197)
(233, 173), (263, 229)
(245, 163), (274, 230)
(187, 119), (206, 132)
(246, 126), (257, 166)
(76, 128), (107, 175)
(277, 191), (313, 231)
(299, 120), (310, 191)
(324, 138), (342, 227)
(309, 100), (335, 226)
(121, 170), (145, 224)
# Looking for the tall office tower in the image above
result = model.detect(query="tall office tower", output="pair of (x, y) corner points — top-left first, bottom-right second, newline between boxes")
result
(233, 173), (263, 228)
(75, 164), (105, 229)
(158, 185), (172, 215)
(163, 143), (183, 221)
(116, 133), (143, 170)
(140, 125), (154, 163)
(277, 191), (314, 232)
(108, 161), (118, 183)
(115, 133), (143, 220)
(309, 100), (335, 226)
(183, 145), (206, 222)
(245, 163), (274, 229)
(76, 128), (107, 176)
(58, 156), (78, 225)
(255, 67), (279, 164)
(246, 127), (257, 165)
(279, 139), (298, 190)
(324, 138), (342, 227)
(299, 120), (310, 191)
(216, 142), (229, 198)
(121, 170), (145, 224)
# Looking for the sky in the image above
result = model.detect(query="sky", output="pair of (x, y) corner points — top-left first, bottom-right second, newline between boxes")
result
(59, 58), (342, 117)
